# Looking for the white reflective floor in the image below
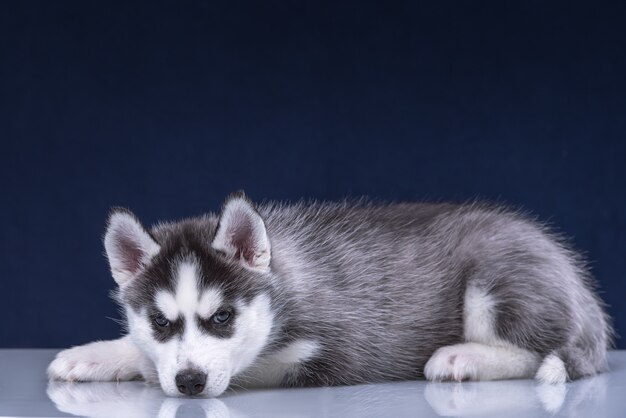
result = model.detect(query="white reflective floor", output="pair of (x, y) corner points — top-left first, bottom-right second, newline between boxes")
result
(0, 350), (624, 417)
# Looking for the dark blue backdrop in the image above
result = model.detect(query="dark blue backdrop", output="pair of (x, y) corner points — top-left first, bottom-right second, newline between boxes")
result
(1, 1), (625, 348)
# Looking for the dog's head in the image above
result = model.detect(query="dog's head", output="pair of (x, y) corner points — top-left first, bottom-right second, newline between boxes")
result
(104, 194), (276, 397)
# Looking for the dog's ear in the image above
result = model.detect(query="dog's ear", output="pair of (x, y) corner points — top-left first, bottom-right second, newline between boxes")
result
(212, 192), (271, 271)
(104, 208), (160, 286)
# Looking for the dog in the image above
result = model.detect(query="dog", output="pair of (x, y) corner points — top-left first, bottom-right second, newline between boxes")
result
(48, 192), (612, 397)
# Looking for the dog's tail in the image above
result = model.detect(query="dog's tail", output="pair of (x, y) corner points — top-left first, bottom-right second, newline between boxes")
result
(536, 299), (612, 384)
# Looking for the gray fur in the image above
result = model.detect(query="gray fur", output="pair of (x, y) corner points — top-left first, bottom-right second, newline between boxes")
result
(139, 195), (612, 386)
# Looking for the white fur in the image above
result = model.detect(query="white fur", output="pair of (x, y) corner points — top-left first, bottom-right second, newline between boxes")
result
(229, 294), (275, 375)
(536, 354), (568, 384)
(425, 285), (541, 381)
(236, 339), (320, 387)
(155, 291), (179, 321)
(275, 339), (319, 363)
(174, 261), (201, 317)
(155, 264), (223, 321)
(197, 288), (224, 319)
(463, 285), (498, 344)
(47, 335), (151, 382)
(424, 342), (541, 381)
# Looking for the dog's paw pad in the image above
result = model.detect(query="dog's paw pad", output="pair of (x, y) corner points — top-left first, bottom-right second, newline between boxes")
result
(425, 346), (479, 382)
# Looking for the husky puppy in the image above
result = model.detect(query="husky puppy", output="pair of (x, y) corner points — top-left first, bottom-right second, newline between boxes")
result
(48, 193), (611, 397)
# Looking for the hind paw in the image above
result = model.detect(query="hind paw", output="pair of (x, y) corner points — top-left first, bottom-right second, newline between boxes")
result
(425, 345), (479, 382)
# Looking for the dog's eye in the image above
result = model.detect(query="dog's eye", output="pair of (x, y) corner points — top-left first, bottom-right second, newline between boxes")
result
(154, 314), (170, 327)
(211, 310), (231, 325)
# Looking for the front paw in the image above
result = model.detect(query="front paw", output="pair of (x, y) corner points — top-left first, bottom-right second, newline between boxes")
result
(47, 340), (141, 382)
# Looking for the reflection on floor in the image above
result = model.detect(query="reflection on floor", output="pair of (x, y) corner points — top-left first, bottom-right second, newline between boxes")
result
(48, 375), (610, 418)
(0, 350), (624, 417)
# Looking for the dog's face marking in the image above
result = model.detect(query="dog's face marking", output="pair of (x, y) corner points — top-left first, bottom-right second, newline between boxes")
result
(149, 261), (233, 344)
(154, 263), (224, 324)
(154, 291), (180, 322)
(197, 288), (223, 319)
(105, 197), (277, 397)
(125, 258), (274, 397)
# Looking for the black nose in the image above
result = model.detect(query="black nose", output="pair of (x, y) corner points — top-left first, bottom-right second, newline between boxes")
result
(175, 369), (207, 396)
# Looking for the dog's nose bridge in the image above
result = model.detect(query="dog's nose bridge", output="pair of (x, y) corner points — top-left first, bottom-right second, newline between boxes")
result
(176, 325), (208, 366)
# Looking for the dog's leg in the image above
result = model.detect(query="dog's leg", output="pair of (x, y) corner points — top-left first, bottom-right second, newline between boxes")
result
(424, 342), (541, 381)
(48, 335), (151, 381)
(425, 283), (546, 382)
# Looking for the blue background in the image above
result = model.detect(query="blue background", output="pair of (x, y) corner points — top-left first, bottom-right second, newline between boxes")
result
(1, 1), (625, 348)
